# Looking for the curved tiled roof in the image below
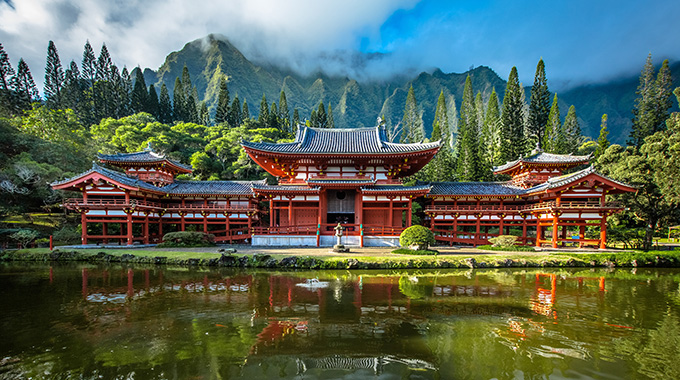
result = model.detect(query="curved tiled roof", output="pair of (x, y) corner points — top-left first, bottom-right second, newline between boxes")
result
(242, 126), (440, 155)
(429, 182), (526, 196)
(360, 185), (432, 193)
(251, 183), (320, 193)
(493, 151), (591, 173)
(306, 178), (377, 186)
(51, 164), (164, 192)
(526, 165), (635, 193)
(98, 150), (193, 172)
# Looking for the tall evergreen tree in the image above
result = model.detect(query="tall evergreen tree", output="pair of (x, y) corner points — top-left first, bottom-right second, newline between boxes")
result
(474, 92), (485, 130)
(629, 55), (673, 147)
(173, 77), (185, 121)
(81, 40), (96, 87)
(11, 58), (39, 112)
(544, 94), (564, 153)
(158, 83), (172, 123)
(293, 108), (300, 127)
(431, 90), (449, 143)
(279, 90), (290, 132)
(499, 67), (527, 163)
(0, 43), (15, 114)
(527, 59), (551, 147)
(316, 101), (328, 128)
(401, 86), (424, 143)
(44, 41), (65, 109)
(563, 105), (581, 153)
(110, 65), (128, 118)
(118, 67), (132, 117)
(94, 44), (113, 119)
(258, 94), (269, 126)
(186, 92), (199, 123)
(62, 60), (81, 112)
(327, 103), (334, 129)
(424, 90), (455, 181)
(229, 96), (241, 127)
(199, 101), (210, 126)
(455, 75), (485, 181)
(214, 77), (230, 125)
(482, 89), (501, 166)
(268, 102), (279, 130)
(241, 99), (249, 120)
(147, 84), (159, 120)
(594, 114), (610, 159)
(130, 67), (148, 114)
(446, 94), (458, 148)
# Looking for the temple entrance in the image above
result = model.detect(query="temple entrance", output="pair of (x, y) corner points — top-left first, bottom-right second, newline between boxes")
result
(326, 190), (355, 224)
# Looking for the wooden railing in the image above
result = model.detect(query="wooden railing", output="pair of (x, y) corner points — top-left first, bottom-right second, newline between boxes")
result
(522, 201), (622, 211)
(426, 201), (623, 214)
(252, 223), (404, 236)
(63, 198), (257, 213)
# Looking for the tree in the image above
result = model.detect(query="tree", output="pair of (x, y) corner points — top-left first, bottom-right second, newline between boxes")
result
(527, 59), (551, 147)
(130, 67), (148, 114)
(81, 40), (96, 88)
(563, 105), (582, 153)
(401, 86), (424, 143)
(258, 94), (269, 126)
(327, 103), (334, 129)
(455, 75), (486, 181)
(0, 42), (15, 115)
(94, 44), (113, 119)
(44, 41), (65, 109)
(543, 94), (563, 153)
(11, 58), (39, 112)
(242, 99), (249, 120)
(499, 67), (527, 163)
(420, 90), (455, 182)
(61, 60), (81, 112)
(279, 90), (290, 132)
(229, 96), (241, 127)
(158, 84), (172, 124)
(316, 101), (328, 128)
(482, 89), (501, 166)
(147, 84), (160, 121)
(199, 101), (210, 126)
(268, 102), (279, 130)
(629, 55), (673, 147)
(431, 90), (449, 143)
(173, 77), (185, 122)
(293, 108), (300, 127)
(214, 77), (230, 125)
(594, 114), (610, 159)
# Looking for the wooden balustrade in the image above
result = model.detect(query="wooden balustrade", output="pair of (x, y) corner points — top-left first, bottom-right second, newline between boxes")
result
(63, 198), (257, 213)
(425, 201), (623, 214)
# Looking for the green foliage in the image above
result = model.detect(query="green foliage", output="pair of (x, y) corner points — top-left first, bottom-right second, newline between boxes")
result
(476, 244), (536, 252)
(11, 229), (39, 248)
(399, 225), (435, 249)
(487, 235), (518, 248)
(594, 114), (610, 158)
(528, 59), (551, 147)
(629, 56), (674, 147)
(455, 75), (488, 181)
(398, 276), (435, 299)
(52, 225), (80, 244)
(157, 231), (215, 247)
(499, 66), (528, 163)
(401, 86), (424, 143)
(391, 248), (439, 255)
(543, 93), (565, 153)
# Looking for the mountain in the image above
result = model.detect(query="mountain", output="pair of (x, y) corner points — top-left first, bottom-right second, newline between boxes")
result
(144, 35), (679, 144)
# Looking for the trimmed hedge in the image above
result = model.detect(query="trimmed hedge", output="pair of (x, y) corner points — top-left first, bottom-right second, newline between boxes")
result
(399, 225), (435, 249)
(157, 231), (216, 247)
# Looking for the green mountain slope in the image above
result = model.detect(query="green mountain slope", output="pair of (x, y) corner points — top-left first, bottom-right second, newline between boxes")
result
(144, 35), (679, 144)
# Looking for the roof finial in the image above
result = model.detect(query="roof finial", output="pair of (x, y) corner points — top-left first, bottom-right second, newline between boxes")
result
(531, 140), (542, 156)
(145, 141), (153, 151)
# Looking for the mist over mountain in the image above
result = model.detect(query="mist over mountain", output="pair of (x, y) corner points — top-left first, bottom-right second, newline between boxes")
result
(143, 35), (679, 144)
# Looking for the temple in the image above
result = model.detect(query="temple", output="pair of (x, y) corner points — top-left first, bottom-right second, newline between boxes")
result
(52, 125), (635, 248)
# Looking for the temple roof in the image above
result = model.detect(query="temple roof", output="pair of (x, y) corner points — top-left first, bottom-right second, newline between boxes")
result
(429, 181), (526, 196)
(526, 165), (635, 193)
(493, 151), (591, 174)
(98, 149), (193, 173)
(360, 185), (432, 193)
(306, 178), (377, 186)
(251, 183), (321, 193)
(241, 126), (440, 155)
(52, 164), (263, 196)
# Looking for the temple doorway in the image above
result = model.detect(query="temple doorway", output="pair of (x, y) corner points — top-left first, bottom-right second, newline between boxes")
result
(326, 189), (355, 224)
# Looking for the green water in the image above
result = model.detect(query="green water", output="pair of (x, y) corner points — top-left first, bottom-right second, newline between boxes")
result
(1, 264), (679, 379)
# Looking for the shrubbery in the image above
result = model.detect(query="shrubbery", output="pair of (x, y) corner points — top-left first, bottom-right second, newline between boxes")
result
(10, 229), (39, 248)
(488, 235), (519, 248)
(477, 244), (536, 252)
(392, 248), (439, 255)
(157, 231), (216, 247)
(399, 225), (435, 250)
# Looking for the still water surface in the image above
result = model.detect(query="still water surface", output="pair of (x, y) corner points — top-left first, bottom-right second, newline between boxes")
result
(1, 263), (679, 379)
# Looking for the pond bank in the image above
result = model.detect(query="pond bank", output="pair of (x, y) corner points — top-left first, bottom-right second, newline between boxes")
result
(2, 246), (680, 269)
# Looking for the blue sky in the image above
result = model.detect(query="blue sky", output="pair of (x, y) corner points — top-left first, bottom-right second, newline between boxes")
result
(0, 0), (678, 89)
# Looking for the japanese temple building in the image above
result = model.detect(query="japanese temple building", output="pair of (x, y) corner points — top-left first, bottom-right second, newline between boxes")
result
(52, 125), (635, 248)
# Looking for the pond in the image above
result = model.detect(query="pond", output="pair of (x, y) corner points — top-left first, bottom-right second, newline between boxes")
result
(1, 263), (679, 379)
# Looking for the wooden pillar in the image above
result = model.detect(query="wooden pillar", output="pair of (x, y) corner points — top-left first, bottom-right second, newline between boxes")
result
(143, 214), (149, 244)
(288, 196), (293, 227)
(407, 198), (413, 227)
(522, 220), (528, 245)
(158, 217), (163, 239)
(389, 197), (394, 228)
(126, 212), (133, 245)
(498, 213), (504, 238)
(600, 216), (607, 249)
(579, 225), (585, 248)
(354, 190), (363, 226)
(551, 215), (558, 249)
(536, 225), (542, 247)
(269, 198), (274, 228)
(475, 215), (481, 246)
(102, 222), (108, 244)
(81, 212), (87, 245)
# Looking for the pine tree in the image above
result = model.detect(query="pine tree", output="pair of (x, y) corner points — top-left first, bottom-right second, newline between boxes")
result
(279, 90), (290, 132)
(94, 44), (113, 119)
(229, 96), (241, 127)
(527, 59), (551, 147)
(563, 105), (581, 153)
(81, 41), (96, 87)
(310, 109), (318, 128)
(268, 102), (279, 129)
(446, 94), (458, 148)
(258, 94), (269, 126)
(199, 101), (210, 126)
(401, 86), (424, 143)
(594, 114), (610, 159)
(455, 75), (485, 181)
(431, 90), (449, 143)
(0, 43), (15, 114)
(118, 67), (132, 117)
(44, 41), (65, 109)
(316, 101), (328, 128)
(11, 58), (39, 112)
(158, 83), (172, 123)
(241, 99), (249, 120)
(62, 60), (81, 112)
(214, 77), (230, 125)
(130, 67), (148, 114)
(499, 67), (527, 162)
(482, 89), (501, 166)
(186, 92), (199, 123)
(475, 92), (485, 130)
(327, 103), (334, 129)
(544, 94), (563, 153)
(173, 77), (185, 121)
(147, 84), (159, 120)
(629, 55), (673, 147)
(293, 108), (300, 127)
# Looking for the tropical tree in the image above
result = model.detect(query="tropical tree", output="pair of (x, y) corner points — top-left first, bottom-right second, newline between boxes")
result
(527, 59), (551, 147)
(499, 67), (527, 163)
(401, 86), (424, 143)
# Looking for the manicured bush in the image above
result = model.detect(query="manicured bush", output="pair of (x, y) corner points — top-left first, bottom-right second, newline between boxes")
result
(399, 225), (435, 250)
(11, 229), (39, 248)
(488, 235), (518, 248)
(157, 231), (216, 247)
